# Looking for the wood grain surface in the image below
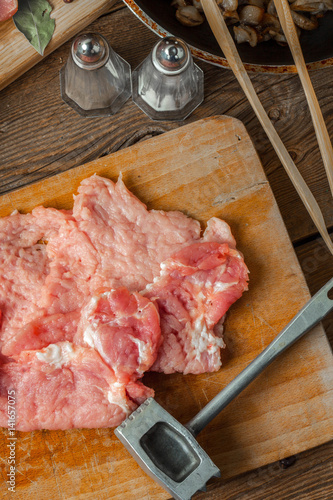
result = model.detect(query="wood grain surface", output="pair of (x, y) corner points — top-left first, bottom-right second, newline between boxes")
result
(0, 0), (115, 91)
(0, 116), (332, 500)
(0, 1), (333, 498)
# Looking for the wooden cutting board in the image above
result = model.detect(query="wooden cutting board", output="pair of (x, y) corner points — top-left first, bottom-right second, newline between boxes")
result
(0, 0), (115, 92)
(1, 116), (333, 500)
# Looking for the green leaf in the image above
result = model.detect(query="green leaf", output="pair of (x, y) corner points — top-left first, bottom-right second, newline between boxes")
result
(13, 0), (55, 56)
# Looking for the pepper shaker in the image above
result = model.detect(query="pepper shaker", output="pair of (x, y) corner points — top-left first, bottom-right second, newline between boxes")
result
(132, 36), (204, 121)
(60, 33), (131, 117)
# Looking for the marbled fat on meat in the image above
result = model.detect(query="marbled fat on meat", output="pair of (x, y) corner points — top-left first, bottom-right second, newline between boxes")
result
(0, 175), (248, 430)
(0, 342), (154, 431)
(0, 287), (160, 431)
(144, 242), (249, 374)
(75, 288), (162, 382)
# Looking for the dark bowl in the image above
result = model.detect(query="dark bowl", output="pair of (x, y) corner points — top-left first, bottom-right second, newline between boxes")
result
(123, 0), (333, 73)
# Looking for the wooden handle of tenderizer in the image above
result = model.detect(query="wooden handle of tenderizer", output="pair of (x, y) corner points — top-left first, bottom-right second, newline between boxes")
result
(273, 0), (333, 199)
(200, 0), (333, 255)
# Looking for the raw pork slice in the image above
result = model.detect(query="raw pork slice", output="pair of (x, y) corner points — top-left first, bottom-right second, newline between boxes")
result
(144, 242), (249, 374)
(0, 287), (161, 431)
(75, 287), (162, 381)
(0, 174), (249, 431)
(0, 342), (153, 431)
(72, 175), (202, 292)
(2, 176), (203, 356)
(5, 311), (81, 356)
(0, 208), (75, 355)
(202, 217), (237, 248)
(1, 175), (240, 359)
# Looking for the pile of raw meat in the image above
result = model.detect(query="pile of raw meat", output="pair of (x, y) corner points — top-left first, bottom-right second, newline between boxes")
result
(0, 175), (249, 431)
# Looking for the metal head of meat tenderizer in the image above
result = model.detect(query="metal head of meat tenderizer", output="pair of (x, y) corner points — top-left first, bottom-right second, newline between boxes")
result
(115, 278), (333, 500)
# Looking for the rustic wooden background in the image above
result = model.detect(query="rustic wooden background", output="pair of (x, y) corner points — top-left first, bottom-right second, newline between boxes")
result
(0, 1), (332, 498)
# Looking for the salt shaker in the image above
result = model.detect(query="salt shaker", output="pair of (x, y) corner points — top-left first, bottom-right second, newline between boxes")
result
(132, 36), (204, 121)
(60, 33), (131, 117)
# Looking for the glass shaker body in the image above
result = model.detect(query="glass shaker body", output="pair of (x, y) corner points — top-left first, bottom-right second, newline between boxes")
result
(132, 37), (204, 121)
(60, 33), (131, 117)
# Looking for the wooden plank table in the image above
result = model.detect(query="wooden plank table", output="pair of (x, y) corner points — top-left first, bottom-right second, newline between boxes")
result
(0, 2), (332, 498)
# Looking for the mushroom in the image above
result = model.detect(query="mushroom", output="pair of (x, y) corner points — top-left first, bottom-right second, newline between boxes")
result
(270, 31), (288, 43)
(266, 0), (277, 16)
(239, 4), (265, 24)
(175, 5), (204, 26)
(259, 27), (273, 41)
(217, 0), (239, 12)
(223, 9), (240, 23)
(290, 0), (332, 11)
(261, 12), (282, 31)
(172, 0), (330, 47)
(290, 10), (319, 28)
(233, 24), (259, 46)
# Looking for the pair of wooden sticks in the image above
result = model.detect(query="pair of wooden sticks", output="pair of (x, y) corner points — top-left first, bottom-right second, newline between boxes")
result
(201, 0), (333, 255)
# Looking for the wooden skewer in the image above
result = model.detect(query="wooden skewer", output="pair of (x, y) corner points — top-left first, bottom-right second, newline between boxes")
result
(273, 0), (333, 198)
(200, 0), (333, 255)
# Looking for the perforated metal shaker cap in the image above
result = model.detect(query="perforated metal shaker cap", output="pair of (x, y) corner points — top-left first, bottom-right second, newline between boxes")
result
(72, 33), (110, 70)
(152, 36), (190, 75)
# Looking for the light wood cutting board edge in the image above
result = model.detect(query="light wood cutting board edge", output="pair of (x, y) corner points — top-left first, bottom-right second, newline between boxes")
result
(0, 115), (279, 217)
(0, 115), (333, 500)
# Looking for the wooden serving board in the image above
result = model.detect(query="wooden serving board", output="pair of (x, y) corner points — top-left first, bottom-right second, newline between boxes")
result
(0, 116), (333, 500)
(0, 0), (115, 92)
